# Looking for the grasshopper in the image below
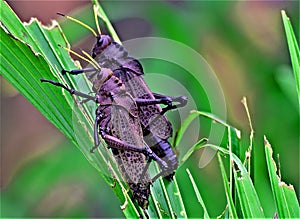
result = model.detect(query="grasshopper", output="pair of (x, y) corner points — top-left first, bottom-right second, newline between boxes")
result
(93, 39), (187, 180)
(41, 67), (168, 211)
(58, 11), (187, 181)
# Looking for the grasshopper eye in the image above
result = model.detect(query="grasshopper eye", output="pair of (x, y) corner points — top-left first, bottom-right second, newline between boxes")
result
(97, 38), (103, 46)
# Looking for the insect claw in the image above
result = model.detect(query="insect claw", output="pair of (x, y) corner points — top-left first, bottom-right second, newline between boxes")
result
(163, 96), (173, 106)
(173, 95), (188, 108)
(90, 145), (98, 153)
(61, 69), (68, 74)
(144, 148), (153, 162)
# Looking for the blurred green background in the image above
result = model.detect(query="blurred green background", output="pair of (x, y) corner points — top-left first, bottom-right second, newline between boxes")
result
(1, 0), (299, 218)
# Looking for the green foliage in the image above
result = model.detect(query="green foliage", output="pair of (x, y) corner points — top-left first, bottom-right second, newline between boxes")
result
(186, 168), (210, 219)
(218, 153), (238, 218)
(177, 110), (299, 218)
(265, 137), (300, 218)
(281, 10), (300, 104)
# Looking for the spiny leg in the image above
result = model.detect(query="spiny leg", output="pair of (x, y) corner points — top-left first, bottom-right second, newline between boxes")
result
(138, 157), (170, 183)
(152, 93), (188, 114)
(97, 127), (170, 183)
(134, 96), (172, 107)
(135, 94), (187, 131)
(137, 160), (172, 183)
(151, 172), (164, 183)
(135, 94), (188, 115)
(98, 130), (169, 172)
(40, 79), (94, 101)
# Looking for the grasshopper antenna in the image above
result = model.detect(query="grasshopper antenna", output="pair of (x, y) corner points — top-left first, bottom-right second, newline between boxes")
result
(57, 12), (98, 37)
(93, 5), (102, 36)
(58, 44), (100, 70)
(81, 50), (101, 69)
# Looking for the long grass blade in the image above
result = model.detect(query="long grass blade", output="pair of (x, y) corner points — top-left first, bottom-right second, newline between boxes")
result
(217, 153), (238, 218)
(186, 169), (210, 219)
(264, 136), (300, 218)
(281, 10), (300, 106)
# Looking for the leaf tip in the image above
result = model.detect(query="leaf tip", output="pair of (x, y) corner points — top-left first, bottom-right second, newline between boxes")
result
(281, 10), (290, 21)
(281, 10), (287, 17)
(264, 135), (270, 148)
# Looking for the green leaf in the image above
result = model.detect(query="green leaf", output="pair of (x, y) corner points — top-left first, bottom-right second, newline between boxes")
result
(217, 153), (238, 219)
(178, 110), (241, 163)
(173, 110), (199, 147)
(281, 10), (300, 106)
(275, 66), (298, 109)
(151, 176), (187, 219)
(199, 144), (265, 218)
(150, 176), (175, 218)
(180, 138), (208, 165)
(186, 169), (210, 219)
(264, 136), (300, 218)
(233, 165), (264, 218)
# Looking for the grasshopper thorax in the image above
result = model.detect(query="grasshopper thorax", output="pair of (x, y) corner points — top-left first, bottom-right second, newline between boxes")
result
(92, 35), (112, 58)
(93, 68), (126, 98)
(92, 68), (112, 90)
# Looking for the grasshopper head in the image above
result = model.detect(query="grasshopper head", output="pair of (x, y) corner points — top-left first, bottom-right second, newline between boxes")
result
(92, 35), (112, 58)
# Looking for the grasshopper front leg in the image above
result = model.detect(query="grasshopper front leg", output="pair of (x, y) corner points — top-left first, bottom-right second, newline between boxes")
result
(135, 94), (188, 115)
(40, 79), (95, 101)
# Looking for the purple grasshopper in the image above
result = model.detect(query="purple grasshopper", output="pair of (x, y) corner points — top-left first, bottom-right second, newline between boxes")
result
(41, 67), (169, 210)
(64, 35), (187, 181)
